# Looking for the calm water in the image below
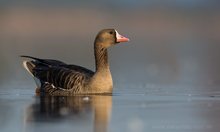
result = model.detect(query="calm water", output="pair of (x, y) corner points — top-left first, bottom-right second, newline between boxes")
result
(1, 84), (220, 132)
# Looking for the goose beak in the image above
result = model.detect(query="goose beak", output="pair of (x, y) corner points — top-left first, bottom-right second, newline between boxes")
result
(115, 30), (130, 43)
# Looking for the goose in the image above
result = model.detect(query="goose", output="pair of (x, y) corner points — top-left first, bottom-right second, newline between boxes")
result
(21, 29), (129, 95)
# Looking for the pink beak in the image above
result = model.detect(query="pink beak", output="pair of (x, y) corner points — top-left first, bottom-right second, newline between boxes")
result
(115, 30), (130, 43)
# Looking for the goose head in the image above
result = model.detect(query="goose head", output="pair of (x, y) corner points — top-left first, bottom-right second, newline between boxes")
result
(95, 29), (129, 48)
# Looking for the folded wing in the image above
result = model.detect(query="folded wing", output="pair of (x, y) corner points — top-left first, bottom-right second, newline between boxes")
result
(21, 56), (94, 91)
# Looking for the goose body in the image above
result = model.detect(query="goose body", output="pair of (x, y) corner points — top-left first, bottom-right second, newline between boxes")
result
(22, 29), (129, 95)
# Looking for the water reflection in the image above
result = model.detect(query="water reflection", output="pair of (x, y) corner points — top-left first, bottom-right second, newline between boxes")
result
(25, 95), (112, 132)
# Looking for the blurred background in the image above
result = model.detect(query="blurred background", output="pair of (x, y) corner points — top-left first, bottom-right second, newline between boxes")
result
(0, 0), (220, 94)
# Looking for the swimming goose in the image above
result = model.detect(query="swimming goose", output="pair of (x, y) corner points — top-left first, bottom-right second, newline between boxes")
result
(21, 29), (129, 95)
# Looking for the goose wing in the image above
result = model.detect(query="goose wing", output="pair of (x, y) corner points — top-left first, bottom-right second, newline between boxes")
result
(21, 55), (94, 74)
(34, 66), (92, 90)
(21, 56), (94, 90)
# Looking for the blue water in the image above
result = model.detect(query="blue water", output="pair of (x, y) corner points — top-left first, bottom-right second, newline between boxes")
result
(1, 83), (220, 132)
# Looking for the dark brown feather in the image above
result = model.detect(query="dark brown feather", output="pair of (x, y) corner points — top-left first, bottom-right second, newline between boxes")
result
(22, 56), (94, 91)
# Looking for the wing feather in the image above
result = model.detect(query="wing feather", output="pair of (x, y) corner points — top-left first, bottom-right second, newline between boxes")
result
(21, 56), (94, 92)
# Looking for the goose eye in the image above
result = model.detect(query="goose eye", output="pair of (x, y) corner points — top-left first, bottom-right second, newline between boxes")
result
(109, 31), (113, 35)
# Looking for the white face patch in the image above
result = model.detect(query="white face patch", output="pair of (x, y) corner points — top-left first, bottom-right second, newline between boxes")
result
(114, 29), (129, 42)
(115, 30), (121, 39)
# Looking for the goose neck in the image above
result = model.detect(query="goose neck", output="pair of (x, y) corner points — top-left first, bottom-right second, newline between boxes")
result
(94, 43), (109, 72)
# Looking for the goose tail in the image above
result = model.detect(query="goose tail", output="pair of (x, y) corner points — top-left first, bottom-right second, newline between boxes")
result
(22, 61), (42, 88)
(22, 61), (35, 77)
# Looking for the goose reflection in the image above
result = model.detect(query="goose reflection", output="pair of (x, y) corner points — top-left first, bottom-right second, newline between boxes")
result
(25, 95), (112, 132)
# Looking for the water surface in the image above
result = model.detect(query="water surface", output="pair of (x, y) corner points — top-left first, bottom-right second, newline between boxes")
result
(1, 84), (220, 132)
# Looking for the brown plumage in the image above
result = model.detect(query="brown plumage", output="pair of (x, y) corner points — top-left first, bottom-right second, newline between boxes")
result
(21, 29), (129, 96)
